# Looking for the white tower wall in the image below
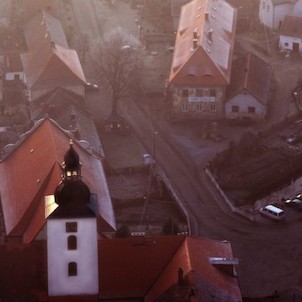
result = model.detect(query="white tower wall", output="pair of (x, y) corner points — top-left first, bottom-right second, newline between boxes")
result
(47, 217), (99, 296)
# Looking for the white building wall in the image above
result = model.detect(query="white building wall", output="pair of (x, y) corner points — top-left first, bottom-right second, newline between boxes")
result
(279, 34), (302, 52)
(47, 217), (99, 296)
(274, 4), (293, 30)
(5, 71), (25, 82)
(225, 93), (266, 121)
(259, 0), (293, 30)
(259, 0), (274, 28)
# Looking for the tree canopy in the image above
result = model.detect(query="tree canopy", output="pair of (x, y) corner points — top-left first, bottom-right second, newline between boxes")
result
(94, 27), (141, 116)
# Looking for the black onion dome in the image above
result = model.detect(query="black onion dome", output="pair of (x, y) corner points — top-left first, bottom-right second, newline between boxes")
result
(53, 179), (94, 218)
(64, 142), (80, 171)
(50, 142), (95, 218)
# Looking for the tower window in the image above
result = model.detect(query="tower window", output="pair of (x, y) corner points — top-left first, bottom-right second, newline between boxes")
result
(67, 235), (77, 250)
(66, 222), (78, 233)
(68, 262), (77, 276)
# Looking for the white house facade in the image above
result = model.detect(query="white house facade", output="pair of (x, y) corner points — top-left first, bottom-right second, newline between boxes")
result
(279, 15), (302, 53)
(259, 0), (296, 30)
(225, 92), (267, 121)
(225, 52), (272, 122)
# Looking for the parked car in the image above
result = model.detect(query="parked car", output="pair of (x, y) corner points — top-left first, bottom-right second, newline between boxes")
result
(284, 197), (302, 211)
(287, 135), (301, 145)
(259, 204), (285, 221)
(85, 82), (99, 92)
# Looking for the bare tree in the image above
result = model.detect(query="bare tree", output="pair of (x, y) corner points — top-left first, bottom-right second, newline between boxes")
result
(75, 33), (89, 65)
(94, 27), (141, 117)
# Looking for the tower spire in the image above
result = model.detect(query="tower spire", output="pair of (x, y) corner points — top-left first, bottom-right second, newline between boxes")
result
(62, 140), (81, 179)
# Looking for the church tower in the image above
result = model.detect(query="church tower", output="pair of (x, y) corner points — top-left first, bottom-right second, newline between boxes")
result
(47, 142), (99, 300)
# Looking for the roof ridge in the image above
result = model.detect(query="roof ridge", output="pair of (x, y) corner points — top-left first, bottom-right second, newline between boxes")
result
(144, 236), (186, 297)
(52, 45), (86, 84)
(7, 162), (57, 240)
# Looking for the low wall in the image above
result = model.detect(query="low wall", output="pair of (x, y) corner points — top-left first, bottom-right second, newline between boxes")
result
(205, 167), (255, 222)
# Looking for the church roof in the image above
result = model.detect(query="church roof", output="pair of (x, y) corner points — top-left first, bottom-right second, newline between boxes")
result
(0, 118), (115, 243)
(23, 10), (68, 51)
(0, 236), (242, 301)
(99, 236), (242, 301)
(21, 43), (86, 89)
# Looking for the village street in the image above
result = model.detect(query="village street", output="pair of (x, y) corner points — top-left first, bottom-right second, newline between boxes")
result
(66, 0), (302, 299)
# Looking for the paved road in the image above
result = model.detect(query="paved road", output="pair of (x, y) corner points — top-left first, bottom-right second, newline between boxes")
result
(122, 99), (302, 299)
(68, 1), (302, 299)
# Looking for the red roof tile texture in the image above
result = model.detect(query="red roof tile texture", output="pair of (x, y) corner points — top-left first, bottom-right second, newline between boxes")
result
(169, 0), (237, 86)
(0, 119), (115, 243)
(99, 236), (242, 301)
(21, 43), (86, 89)
(226, 52), (272, 105)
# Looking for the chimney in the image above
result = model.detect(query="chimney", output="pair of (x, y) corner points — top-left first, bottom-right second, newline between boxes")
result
(193, 28), (198, 39)
(50, 41), (55, 48)
(193, 39), (198, 49)
(192, 28), (198, 50)
(205, 12), (209, 21)
(178, 267), (184, 286)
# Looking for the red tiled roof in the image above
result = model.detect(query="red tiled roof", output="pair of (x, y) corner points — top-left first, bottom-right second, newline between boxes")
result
(24, 10), (68, 51)
(145, 237), (242, 301)
(0, 236), (241, 301)
(99, 236), (242, 301)
(4, 51), (23, 73)
(226, 52), (272, 105)
(99, 236), (185, 299)
(21, 43), (86, 89)
(0, 118), (115, 243)
(169, 0), (237, 86)
(280, 15), (302, 38)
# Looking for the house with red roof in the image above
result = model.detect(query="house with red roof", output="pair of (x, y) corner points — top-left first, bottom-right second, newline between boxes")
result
(0, 118), (115, 244)
(279, 15), (302, 54)
(0, 138), (242, 302)
(100, 236), (242, 302)
(225, 52), (273, 122)
(0, 235), (242, 301)
(167, 0), (237, 121)
(21, 11), (86, 102)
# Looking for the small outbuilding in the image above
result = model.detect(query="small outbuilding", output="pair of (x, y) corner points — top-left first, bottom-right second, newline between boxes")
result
(225, 52), (272, 122)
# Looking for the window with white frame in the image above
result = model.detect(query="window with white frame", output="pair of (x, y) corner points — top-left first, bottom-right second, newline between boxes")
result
(182, 103), (189, 112)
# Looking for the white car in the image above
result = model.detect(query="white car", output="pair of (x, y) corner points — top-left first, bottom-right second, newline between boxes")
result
(85, 82), (99, 91)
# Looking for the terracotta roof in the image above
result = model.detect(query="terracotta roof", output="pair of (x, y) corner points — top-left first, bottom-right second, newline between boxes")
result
(0, 118), (115, 243)
(169, 0), (237, 86)
(30, 87), (85, 120)
(3, 52), (23, 73)
(146, 237), (242, 301)
(99, 236), (242, 301)
(99, 236), (185, 299)
(280, 15), (302, 38)
(226, 52), (272, 105)
(0, 236), (241, 301)
(21, 43), (86, 89)
(171, 0), (191, 17)
(30, 89), (105, 166)
(23, 10), (68, 51)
